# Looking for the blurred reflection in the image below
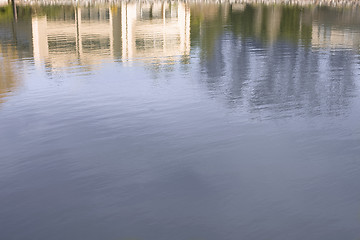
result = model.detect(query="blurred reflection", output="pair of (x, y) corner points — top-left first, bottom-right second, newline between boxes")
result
(1, 3), (360, 240)
(32, 6), (114, 70)
(0, 5), (26, 103)
(191, 4), (360, 50)
(0, 2), (359, 115)
(312, 25), (360, 49)
(1, 2), (360, 66)
(190, 3), (359, 117)
(29, 2), (190, 70)
(120, 2), (190, 64)
(0, 43), (22, 104)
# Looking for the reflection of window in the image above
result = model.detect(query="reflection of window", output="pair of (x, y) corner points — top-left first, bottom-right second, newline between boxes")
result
(80, 8), (110, 21)
(82, 38), (110, 52)
(139, 3), (178, 20)
(48, 36), (77, 53)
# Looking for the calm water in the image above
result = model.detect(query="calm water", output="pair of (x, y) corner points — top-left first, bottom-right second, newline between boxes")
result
(1, 2), (360, 240)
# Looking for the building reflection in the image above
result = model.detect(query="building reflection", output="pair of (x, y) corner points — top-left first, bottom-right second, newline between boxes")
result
(3, 2), (360, 71)
(121, 2), (190, 63)
(30, 2), (190, 70)
(31, 6), (114, 69)
(1, 2), (360, 115)
(312, 25), (360, 49)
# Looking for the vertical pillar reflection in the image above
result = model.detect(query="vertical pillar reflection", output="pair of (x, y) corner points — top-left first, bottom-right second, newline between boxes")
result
(109, 6), (114, 58)
(120, 2), (190, 63)
(75, 6), (83, 59)
(121, 3), (137, 61)
(178, 2), (190, 55)
(32, 16), (48, 66)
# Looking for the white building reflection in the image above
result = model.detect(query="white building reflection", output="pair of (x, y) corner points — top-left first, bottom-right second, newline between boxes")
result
(0, 0), (8, 6)
(311, 24), (360, 49)
(31, 2), (190, 70)
(121, 2), (190, 63)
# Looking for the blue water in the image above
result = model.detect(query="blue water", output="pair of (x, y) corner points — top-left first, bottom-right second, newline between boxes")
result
(0, 2), (360, 240)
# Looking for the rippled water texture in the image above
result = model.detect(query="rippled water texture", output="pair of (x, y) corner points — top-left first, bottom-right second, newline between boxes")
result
(1, 2), (360, 240)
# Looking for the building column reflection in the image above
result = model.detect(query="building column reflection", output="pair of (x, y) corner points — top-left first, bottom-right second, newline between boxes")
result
(32, 16), (49, 66)
(75, 6), (83, 59)
(29, 2), (191, 70)
(178, 2), (190, 54)
(121, 2), (136, 61)
(120, 2), (190, 64)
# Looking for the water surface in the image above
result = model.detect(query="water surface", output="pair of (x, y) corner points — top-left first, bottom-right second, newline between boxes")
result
(1, 2), (360, 240)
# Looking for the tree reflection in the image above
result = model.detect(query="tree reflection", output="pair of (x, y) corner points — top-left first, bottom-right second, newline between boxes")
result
(0, 1), (359, 115)
(0, 43), (22, 104)
(191, 3), (359, 117)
